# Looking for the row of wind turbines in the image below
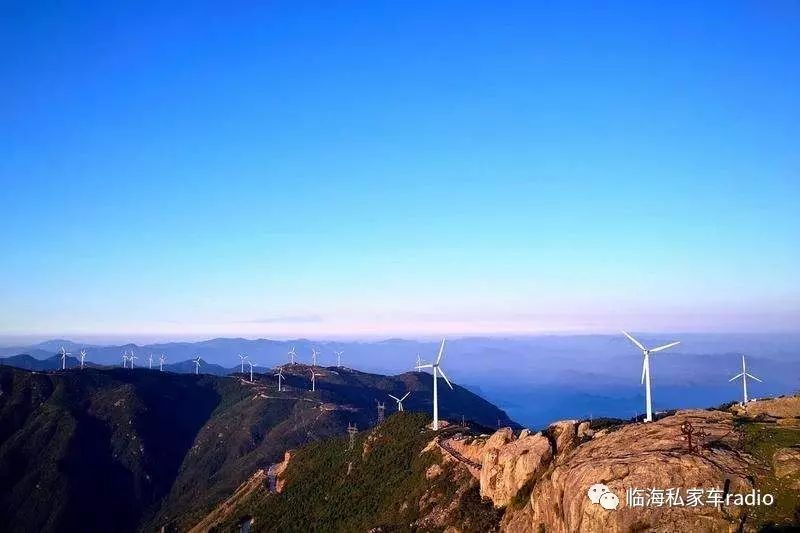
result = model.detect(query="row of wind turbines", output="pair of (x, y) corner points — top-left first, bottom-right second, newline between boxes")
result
(236, 343), (449, 427)
(120, 350), (167, 371)
(58, 332), (762, 430)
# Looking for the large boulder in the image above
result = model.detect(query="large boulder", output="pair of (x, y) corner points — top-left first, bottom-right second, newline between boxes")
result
(548, 420), (579, 457)
(480, 430), (553, 508)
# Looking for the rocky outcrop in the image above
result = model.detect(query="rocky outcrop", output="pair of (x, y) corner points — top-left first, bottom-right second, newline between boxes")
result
(272, 451), (292, 493)
(432, 396), (800, 532)
(734, 396), (800, 427)
(480, 430), (553, 508)
(537, 412), (751, 532)
(499, 399), (800, 533)
(547, 420), (579, 457)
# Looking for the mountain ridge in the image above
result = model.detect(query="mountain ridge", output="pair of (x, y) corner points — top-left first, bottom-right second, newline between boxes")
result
(0, 364), (516, 532)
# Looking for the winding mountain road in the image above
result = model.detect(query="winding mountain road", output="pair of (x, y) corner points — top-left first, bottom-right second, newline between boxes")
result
(438, 437), (482, 479)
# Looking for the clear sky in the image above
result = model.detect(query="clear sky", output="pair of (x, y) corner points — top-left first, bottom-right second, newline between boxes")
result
(1, 1), (798, 340)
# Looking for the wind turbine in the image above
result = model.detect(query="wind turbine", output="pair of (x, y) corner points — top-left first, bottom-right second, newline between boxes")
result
(275, 367), (285, 392)
(415, 353), (422, 371)
(311, 347), (319, 366)
(239, 354), (249, 373)
(193, 356), (201, 375)
(129, 352), (137, 369)
(148, 354), (154, 370)
(288, 346), (296, 364)
(729, 355), (762, 405)
(309, 368), (320, 391)
(159, 354), (166, 371)
(59, 346), (71, 370)
(334, 350), (344, 368)
(122, 351), (129, 368)
(415, 338), (454, 430)
(247, 361), (257, 382)
(622, 331), (680, 423)
(388, 392), (410, 412)
(79, 349), (87, 369)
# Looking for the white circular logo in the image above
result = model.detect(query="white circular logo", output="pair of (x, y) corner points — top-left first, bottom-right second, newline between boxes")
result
(600, 491), (620, 510)
(588, 483), (619, 510)
(588, 483), (610, 504)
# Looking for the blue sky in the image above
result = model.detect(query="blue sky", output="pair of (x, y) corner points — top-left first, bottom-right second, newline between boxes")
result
(1, 2), (798, 339)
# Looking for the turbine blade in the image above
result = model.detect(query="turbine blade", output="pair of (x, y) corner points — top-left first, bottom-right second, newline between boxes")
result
(746, 373), (762, 383)
(388, 394), (399, 402)
(729, 373), (744, 382)
(401, 392), (410, 401)
(650, 341), (680, 353)
(435, 338), (446, 365)
(437, 367), (454, 389)
(622, 331), (646, 351)
(416, 364), (433, 369)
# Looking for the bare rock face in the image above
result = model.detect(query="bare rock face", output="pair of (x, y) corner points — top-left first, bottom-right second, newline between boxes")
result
(273, 451), (292, 493)
(480, 430), (553, 508)
(503, 410), (754, 533)
(441, 435), (489, 466)
(486, 427), (514, 449)
(577, 421), (594, 439)
(548, 420), (579, 457)
(742, 396), (800, 427)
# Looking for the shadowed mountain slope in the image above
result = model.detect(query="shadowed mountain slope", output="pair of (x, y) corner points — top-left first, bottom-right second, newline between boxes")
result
(0, 364), (515, 532)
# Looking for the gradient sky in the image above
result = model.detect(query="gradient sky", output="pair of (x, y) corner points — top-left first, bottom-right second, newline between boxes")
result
(1, 2), (799, 339)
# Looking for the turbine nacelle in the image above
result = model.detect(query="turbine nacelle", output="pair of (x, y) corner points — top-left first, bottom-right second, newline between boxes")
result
(388, 391), (411, 411)
(729, 355), (762, 405)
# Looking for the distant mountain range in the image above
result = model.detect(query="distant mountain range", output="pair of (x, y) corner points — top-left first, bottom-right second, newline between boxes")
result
(0, 352), (233, 375)
(3, 334), (799, 427)
(0, 364), (515, 532)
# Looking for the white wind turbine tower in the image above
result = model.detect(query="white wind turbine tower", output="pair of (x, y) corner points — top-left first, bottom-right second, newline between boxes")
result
(309, 368), (320, 391)
(129, 352), (137, 369)
(239, 354), (249, 373)
(729, 355), (762, 405)
(122, 351), (129, 368)
(159, 354), (166, 371)
(193, 356), (202, 375)
(247, 361), (257, 382)
(388, 392), (410, 412)
(311, 347), (320, 366)
(148, 354), (154, 370)
(59, 346), (71, 370)
(334, 350), (344, 368)
(288, 346), (296, 365)
(79, 349), (87, 369)
(415, 338), (454, 430)
(275, 367), (285, 392)
(622, 331), (680, 423)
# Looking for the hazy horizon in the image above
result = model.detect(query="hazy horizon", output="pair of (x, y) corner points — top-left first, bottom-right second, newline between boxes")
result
(3, 329), (800, 348)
